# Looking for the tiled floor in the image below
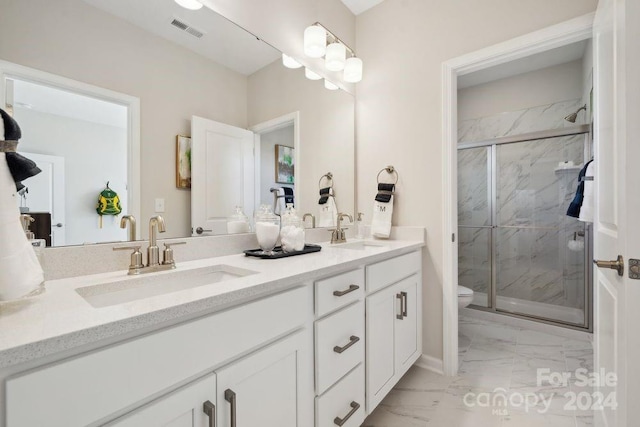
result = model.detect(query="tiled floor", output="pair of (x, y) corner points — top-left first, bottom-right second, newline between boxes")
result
(363, 316), (594, 426)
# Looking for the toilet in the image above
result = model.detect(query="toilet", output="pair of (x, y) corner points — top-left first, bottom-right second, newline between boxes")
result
(458, 286), (474, 309)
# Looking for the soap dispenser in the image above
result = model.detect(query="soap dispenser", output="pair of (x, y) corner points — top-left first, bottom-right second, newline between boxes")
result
(20, 214), (46, 267)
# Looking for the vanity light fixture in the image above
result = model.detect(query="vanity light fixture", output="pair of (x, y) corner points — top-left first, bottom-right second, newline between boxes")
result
(282, 53), (303, 69)
(324, 80), (339, 90)
(325, 42), (346, 71)
(304, 25), (327, 58)
(174, 0), (203, 10)
(305, 68), (322, 81)
(303, 22), (363, 83)
(344, 57), (363, 83)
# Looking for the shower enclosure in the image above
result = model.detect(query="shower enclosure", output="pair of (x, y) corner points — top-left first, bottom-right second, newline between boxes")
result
(458, 125), (591, 329)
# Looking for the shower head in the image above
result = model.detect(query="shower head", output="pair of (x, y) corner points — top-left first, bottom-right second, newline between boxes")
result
(564, 104), (587, 123)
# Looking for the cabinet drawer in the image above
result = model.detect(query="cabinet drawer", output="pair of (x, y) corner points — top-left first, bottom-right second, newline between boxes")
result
(315, 268), (364, 317)
(315, 302), (364, 395)
(6, 286), (311, 427)
(316, 364), (365, 427)
(366, 250), (421, 293)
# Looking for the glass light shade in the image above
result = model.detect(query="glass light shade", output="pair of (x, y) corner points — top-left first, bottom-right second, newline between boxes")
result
(304, 25), (326, 58)
(282, 53), (302, 69)
(174, 0), (203, 10)
(305, 68), (322, 80)
(324, 80), (339, 90)
(325, 43), (346, 71)
(344, 57), (363, 83)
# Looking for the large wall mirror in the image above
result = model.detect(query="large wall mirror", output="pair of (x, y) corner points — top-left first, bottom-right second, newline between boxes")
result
(0, 0), (355, 246)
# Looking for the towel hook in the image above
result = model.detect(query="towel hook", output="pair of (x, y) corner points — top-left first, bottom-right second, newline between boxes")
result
(377, 166), (398, 185)
(319, 172), (334, 189)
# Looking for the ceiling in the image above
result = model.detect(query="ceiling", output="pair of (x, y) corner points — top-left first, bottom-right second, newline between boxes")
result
(82, 0), (280, 76)
(458, 40), (589, 89)
(340, 0), (385, 15)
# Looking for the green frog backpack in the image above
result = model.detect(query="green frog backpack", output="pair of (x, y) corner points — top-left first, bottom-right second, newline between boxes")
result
(96, 182), (122, 228)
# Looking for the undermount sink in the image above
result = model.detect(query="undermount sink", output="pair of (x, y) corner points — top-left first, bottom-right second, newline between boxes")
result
(76, 265), (258, 308)
(333, 241), (387, 250)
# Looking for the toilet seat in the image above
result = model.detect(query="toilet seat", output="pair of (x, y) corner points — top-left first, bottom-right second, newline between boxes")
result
(458, 286), (473, 297)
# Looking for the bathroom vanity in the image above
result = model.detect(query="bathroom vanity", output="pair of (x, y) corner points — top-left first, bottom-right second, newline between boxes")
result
(0, 237), (423, 427)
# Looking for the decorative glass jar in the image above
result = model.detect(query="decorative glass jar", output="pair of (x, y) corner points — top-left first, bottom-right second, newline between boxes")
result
(227, 206), (251, 234)
(280, 203), (305, 253)
(254, 204), (280, 255)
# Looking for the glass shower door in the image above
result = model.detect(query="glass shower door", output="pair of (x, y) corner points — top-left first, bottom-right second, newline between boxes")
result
(457, 147), (491, 308)
(494, 134), (587, 326)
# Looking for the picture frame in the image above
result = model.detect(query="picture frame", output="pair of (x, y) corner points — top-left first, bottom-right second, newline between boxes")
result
(176, 135), (192, 189)
(275, 144), (294, 184)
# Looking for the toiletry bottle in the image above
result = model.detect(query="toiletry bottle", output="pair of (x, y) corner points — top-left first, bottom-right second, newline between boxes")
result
(20, 214), (46, 268)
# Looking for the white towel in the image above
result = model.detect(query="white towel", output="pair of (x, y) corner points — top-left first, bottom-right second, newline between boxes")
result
(274, 188), (286, 216)
(372, 195), (393, 238)
(579, 162), (594, 223)
(318, 196), (337, 228)
(0, 153), (44, 301)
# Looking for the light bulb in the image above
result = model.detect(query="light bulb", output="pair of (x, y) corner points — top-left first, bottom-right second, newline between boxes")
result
(174, 0), (203, 10)
(344, 57), (363, 83)
(282, 54), (302, 69)
(305, 68), (322, 80)
(324, 80), (339, 90)
(304, 25), (326, 58)
(325, 42), (346, 71)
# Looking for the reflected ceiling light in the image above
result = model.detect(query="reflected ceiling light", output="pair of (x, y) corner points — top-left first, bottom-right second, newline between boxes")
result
(344, 57), (363, 83)
(174, 0), (203, 10)
(325, 42), (346, 71)
(324, 80), (339, 90)
(305, 68), (322, 80)
(304, 25), (327, 58)
(282, 53), (302, 69)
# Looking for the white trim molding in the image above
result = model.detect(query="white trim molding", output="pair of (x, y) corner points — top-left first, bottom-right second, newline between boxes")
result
(415, 354), (444, 376)
(440, 13), (595, 377)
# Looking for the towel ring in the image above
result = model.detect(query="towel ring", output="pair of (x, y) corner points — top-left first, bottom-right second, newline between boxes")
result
(319, 172), (334, 189)
(377, 166), (398, 185)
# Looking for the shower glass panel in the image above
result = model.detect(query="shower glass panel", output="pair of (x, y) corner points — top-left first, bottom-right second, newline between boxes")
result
(494, 135), (586, 325)
(458, 147), (491, 307)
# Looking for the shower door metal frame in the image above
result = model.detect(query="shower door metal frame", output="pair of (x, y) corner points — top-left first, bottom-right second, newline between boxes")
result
(458, 124), (592, 331)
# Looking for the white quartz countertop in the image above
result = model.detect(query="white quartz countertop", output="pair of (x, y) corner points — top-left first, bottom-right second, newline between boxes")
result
(0, 239), (423, 369)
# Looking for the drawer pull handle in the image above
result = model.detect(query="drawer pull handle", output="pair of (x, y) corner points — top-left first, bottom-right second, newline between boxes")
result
(401, 291), (408, 318)
(225, 389), (237, 427)
(396, 292), (404, 320)
(203, 400), (216, 427)
(333, 284), (359, 297)
(334, 401), (361, 426)
(333, 335), (360, 354)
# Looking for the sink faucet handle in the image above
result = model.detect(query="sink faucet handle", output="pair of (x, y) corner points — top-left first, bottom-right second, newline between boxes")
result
(113, 245), (144, 272)
(162, 241), (187, 267)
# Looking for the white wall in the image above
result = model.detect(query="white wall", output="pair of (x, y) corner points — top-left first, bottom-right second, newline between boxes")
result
(15, 108), (128, 246)
(458, 60), (584, 121)
(355, 0), (598, 363)
(259, 125), (294, 206)
(248, 60), (356, 218)
(0, 0), (248, 239)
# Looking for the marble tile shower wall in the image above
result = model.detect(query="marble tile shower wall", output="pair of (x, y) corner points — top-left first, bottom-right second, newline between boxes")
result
(458, 99), (587, 314)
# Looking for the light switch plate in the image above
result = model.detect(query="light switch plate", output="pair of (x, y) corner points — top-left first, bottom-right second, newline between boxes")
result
(155, 198), (165, 213)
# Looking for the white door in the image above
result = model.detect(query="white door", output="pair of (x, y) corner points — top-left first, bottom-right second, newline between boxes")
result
(216, 331), (307, 427)
(106, 373), (216, 426)
(191, 116), (255, 236)
(593, 0), (640, 425)
(20, 152), (66, 246)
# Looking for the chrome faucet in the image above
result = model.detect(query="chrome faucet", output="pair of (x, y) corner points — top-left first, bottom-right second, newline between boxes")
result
(303, 213), (316, 228)
(148, 216), (166, 266)
(120, 215), (137, 241)
(330, 213), (353, 244)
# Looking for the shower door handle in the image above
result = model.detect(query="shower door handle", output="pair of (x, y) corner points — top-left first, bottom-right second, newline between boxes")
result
(594, 255), (624, 277)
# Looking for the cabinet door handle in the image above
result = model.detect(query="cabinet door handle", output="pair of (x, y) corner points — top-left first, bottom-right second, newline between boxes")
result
(334, 401), (361, 426)
(203, 400), (216, 427)
(333, 284), (360, 297)
(224, 389), (236, 427)
(396, 293), (404, 320)
(401, 291), (408, 318)
(333, 335), (360, 354)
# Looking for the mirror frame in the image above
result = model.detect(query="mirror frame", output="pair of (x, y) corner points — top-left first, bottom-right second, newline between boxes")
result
(0, 60), (142, 241)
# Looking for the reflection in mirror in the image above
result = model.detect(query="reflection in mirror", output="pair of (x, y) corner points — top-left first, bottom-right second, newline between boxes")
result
(0, 0), (355, 246)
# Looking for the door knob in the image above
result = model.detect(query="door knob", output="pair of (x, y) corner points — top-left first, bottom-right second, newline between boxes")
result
(594, 255), (624, 277)
(54, 223), (63, 228)
(195, 227), (212, 235)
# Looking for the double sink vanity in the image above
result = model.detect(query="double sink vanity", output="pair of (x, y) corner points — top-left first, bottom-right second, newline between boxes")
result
(0, 229), (424, 427)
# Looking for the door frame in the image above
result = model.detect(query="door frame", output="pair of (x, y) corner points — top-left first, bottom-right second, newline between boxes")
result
(250, 112), (300, 211)
(0, 60), (141, 239)
(440, 14), (594, 376)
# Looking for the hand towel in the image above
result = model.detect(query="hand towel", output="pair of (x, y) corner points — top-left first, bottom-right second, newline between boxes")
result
(274, 188), (286, 216)
(318, 187), (337, 227)
(371, 183), (395, 238)
(283, 187), (294, 205)
(0, 153), (44, 301)
(579, 161), (595, 223)
(567, 159), (593, 218)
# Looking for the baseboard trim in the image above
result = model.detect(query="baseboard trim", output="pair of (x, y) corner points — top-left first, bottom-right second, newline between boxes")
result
(415, 354), (444, 376)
